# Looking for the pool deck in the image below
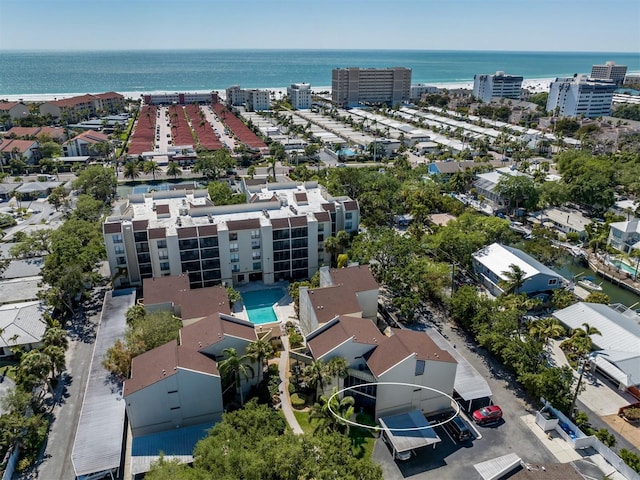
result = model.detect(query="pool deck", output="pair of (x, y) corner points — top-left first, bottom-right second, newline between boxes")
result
(234, 281), (297, 328)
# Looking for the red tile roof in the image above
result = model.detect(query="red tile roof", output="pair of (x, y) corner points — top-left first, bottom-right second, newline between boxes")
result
(0, 102), (21, 111)
(123, 339), (219, 397)
(69, 130), (109, 144)
(51, 94), (97, 108)
(0, 139), (38, 153)
(307, 316), (382, 359)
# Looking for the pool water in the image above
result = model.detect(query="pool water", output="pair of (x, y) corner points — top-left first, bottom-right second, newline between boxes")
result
(611, 259), (638, 276)
(241, 288), (285, 324)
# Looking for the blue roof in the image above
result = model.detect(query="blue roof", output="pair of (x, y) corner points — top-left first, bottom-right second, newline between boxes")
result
(132, 422), (215, 457)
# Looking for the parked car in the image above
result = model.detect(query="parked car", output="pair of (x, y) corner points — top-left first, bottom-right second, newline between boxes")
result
(443, 415), (472, 441)
(472, 405), (502, 425)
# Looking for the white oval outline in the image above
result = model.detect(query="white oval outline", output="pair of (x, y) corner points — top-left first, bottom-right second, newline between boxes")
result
(326, 381), (461, 431)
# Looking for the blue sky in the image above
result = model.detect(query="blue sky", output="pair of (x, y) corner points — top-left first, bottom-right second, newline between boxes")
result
(1, 0), (639, 52)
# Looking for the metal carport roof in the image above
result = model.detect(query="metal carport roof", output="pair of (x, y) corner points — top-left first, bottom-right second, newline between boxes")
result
(379, 410), (440, 454)
(424, 328), (492, 402)
(71, 289), (136, 479)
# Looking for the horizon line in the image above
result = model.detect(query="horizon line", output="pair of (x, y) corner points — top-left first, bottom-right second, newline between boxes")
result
(1, 48), (638, 55)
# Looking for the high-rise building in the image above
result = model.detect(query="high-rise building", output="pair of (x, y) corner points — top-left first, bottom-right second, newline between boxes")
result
(332, 67), (411, 108)
(287, 83), (312, 110)
(225, 86), (270, 111)
(591, 61), (627, 87)
(546, 75), (616, 118)
(472, 71), (523, 103)
(103, 181), (359, 288)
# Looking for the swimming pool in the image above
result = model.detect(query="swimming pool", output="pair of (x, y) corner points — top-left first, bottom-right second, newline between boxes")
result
(337, 148), (357, 157)
(241, 288), (285, 324)
(131, 184), (171, 194)
(611, 259), (638, 276)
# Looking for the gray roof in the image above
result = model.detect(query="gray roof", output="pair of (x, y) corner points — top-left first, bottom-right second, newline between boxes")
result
(15, 181), (62, 194)
(474, 453), (522, 480)
(424, 328), (492, 402)
(0, 276), (42, 304)
(0, 301), (47, 349)
(379, 410), (441, 453)
(71, 289), (136, 477)
(473, 243), (562, 281)
(553, 302), (640, 387)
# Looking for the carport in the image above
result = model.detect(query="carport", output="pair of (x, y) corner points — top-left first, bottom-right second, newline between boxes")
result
(379, 410), (441, 458)
(424, 328), (493, 410)
(473, 453), (522, 480)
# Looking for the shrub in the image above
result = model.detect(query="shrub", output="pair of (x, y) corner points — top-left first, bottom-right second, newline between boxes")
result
(290, 393), (306, 409)
(622, 407), (640, 421)
(288, 383), (296, 394)
(289, 332), (303, 348)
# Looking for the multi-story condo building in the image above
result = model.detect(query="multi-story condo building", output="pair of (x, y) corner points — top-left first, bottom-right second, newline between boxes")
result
(142, 92), (218, 105)
(39, 92), (125, 121)
(409, 84), (438, 102)
(332, 67), (411, 108)
(225, 86), (270, 111)
(591, 61), (627, 87)
(245, 89), (271, 112)
(546, 75), (616, 118)
(472, 71), (523, 103)
(287, 83), (312, 110)
(103, 180), (359, 288)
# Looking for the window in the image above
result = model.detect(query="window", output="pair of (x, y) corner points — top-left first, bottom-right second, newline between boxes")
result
(251, 240), (260, 249)
(251, 230), (260, 239)
(116, 256), (126, 265)
(114, 245), (124, 255)
(345, 212), (353, 220)
(345, 222), (352, 230)
(318, 224), (324, 232)
(157, 239), (167, 249)
(415, 360), (425, 376)
(252, 251), (261, 260)
(548, 278), (558, 286)
(160, 262), (170, 271)
(158, 250), (168, 260)
(253, 262), (261, 270)
(230, 253), (239, 263)
(232, 264), (240, 273)
(230, 242), (239, 252)
(112, 234), (123, 244)
(229, 232), (238, 241)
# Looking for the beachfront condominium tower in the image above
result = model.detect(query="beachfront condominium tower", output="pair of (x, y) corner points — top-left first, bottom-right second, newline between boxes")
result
(331, 67), (411, 108)
(546, 75), (616, 118)
(591, 61), (627, 87)
(287, 83), (312, 110)
(472, 71), (523, 103)
(103, 180), (360, 288)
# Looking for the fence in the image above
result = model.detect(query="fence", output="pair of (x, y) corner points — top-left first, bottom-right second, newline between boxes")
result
(1, 445), (20, 480)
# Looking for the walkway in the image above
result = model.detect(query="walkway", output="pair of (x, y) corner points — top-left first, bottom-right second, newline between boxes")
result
(278, 334), (304, 435)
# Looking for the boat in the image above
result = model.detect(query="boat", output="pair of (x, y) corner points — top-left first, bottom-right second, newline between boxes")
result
(578, 277), (603, 292)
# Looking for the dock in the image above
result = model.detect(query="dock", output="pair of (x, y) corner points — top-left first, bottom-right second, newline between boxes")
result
(587, 254), (640, 297)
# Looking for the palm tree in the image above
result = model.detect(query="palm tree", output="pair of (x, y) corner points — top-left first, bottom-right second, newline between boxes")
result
(325, 356), (349, 390)
(309, 386), (355, 435)
(304, 360), (330, 402)
(42, 326), (69, 351)
(218, 347), (255, 405)
(143, 160), (162, 180)
(323, 236), (340, 267)
(335, 230), (351, 254)
(123, 161), (140, 181)
(500, 264), (527, 295)
(562, 322), (602, 360)
(528, 317), (566, 347)
(166, 161), (182, 179)
(245, 338), (274, 384)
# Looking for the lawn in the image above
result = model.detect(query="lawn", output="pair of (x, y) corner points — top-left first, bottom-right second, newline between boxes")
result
(292, 409), (377, 459)
(0, 361), (18, 382)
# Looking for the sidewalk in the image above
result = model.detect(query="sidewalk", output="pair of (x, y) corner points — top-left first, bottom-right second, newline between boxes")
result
(278, 335), (304, 435)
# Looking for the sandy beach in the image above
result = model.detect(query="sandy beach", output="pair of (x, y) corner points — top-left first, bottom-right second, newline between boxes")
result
(0, 78), (558, 103)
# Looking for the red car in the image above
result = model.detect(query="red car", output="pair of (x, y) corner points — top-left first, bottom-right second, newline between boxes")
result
(473, 405), (503, 425)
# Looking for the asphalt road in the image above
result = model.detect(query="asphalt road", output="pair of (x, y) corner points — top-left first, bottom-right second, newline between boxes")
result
(20, 289), (105, 480)
(374, 312), (558, 480)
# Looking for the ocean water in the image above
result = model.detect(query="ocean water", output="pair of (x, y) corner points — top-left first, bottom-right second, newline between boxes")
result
(1, 50), (639, 97)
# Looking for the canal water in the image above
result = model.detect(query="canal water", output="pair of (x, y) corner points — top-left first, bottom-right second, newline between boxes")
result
(555, 254), (640, 308)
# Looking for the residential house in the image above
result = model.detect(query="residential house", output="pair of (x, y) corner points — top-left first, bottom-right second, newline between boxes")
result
(0, 138), (40, 165)
(553, 302), (640, 391)
(608, 218), (640, 253)
(124, 308), (257, 437)
(63, 130), (110, 157)
(473, 166), (531, 211)
(4, 126), (65, 141)
(0, 301), (48, 357)
(428, 160), (477, 180)
(305, 316), (457, 419)
(298, 265), (378, 335)
(472, 243), (564, 297)
(540, 207), (591, 240)
(0, 101), (29, 125)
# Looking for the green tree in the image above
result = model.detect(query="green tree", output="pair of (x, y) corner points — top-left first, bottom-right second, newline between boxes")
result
(166, 161), (182, 179)
(551, 288), (575, 309)
(39, 141), (62, 159)
(495, 175), (539, 214)
(499, 263), (527, 295)
(323, 235), (340, 267)
(193, 150), (235, 180)
(143, 160), (162, 180)
(218, 347), (255, 405)
(304, 360), (330, 402)
(208, 181), (244, 205)
(123, 160), (140, 180)
(9, 229), (52, 258)
(309, 386), (355, 435)
(73, 165), (117, 203)
(528, 317), (566, 347)
(47, 186), (67, 211)
(584, 291), (610, 304)
(245, 339), (274, 385)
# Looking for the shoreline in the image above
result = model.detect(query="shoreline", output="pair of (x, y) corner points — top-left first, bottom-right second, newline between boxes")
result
(0, 78), (558, 102)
